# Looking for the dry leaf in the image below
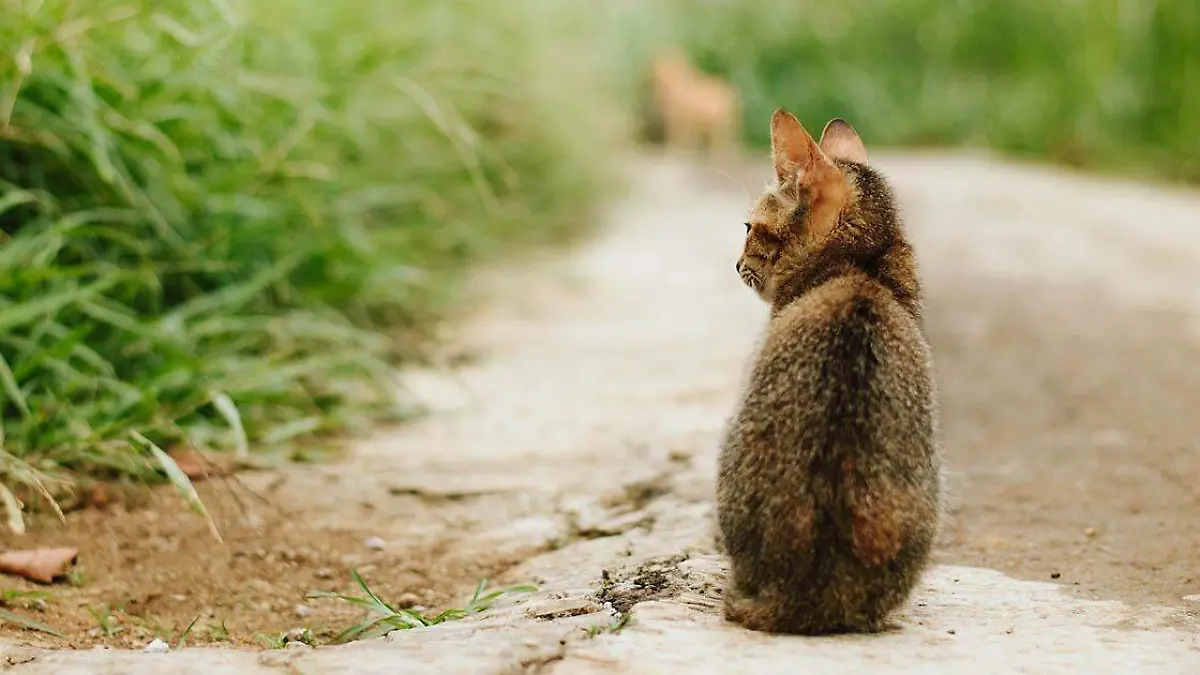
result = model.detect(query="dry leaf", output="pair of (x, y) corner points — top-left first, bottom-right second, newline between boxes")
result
(167, 447), (233, 481)
(0, 548), (79, 584)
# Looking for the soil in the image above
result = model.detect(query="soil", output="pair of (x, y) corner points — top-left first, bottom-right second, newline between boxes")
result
(0, 478), (544, 649)
(1, 152), (1199, 654)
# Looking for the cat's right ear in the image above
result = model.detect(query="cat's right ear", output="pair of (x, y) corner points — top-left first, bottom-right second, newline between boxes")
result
(770, 109), (824, 185)
(819, 118), (869, 165)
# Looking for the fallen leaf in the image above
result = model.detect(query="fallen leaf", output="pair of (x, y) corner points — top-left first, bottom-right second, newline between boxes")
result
(0, 548), (79, 584)
(167, 447), (233, 481)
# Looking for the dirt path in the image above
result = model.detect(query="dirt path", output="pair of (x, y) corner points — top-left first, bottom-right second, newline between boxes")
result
(2, 152), (1199, 672)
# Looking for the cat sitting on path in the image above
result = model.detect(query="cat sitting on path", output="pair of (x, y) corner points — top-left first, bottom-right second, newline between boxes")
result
(716, 109), (943, 634)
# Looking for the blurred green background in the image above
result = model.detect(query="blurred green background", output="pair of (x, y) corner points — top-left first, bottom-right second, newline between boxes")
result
(1, 0), (1197, 495)
(630, 0), (1200, 180)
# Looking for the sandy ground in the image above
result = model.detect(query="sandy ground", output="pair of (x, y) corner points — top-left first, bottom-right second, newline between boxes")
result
(1, 152), (1199, 672)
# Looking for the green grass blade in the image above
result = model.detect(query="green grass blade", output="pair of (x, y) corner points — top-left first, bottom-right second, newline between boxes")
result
(0, 277), (120, 333)
(209, 390), (249, 459)
(0, 353), (30, 419)
(0, 608), (64, 638)
(333, 616), (390, 644)
(132, 431), (222, 542)
(468, 579), (487, 606)
(175, 614), (200, 649)
(349, 569), (395, 614)
(0, 189), (37, 217)
(305, 591), (382, 611)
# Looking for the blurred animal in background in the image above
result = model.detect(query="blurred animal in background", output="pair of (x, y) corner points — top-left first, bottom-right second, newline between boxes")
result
(650, 48), (741, 158)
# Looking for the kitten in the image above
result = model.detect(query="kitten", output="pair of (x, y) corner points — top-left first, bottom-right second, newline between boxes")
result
(716, 109), (942, 634)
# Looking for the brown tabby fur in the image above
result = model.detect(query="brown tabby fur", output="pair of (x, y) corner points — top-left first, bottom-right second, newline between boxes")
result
(650, 48), (740, 157)
(716, 109), (942, 635)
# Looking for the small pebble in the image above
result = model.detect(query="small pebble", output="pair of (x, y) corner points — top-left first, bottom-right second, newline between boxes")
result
(946, 629), (956, 635)
(143, 638), (170, 653)
(1084, 527), (1097, 538)
(364, 536), (386, 551)
(1004, 627), (1014, 635)
(395, 592), (421, 609)
(294, 604), (313, 618)
(315, 568), (334, 580)
(171, 594), (188, 602)
(1050, 572), (1061, 580)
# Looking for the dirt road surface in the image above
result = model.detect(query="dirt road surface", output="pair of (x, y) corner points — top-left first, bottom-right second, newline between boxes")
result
(1, 152), (1199, 672)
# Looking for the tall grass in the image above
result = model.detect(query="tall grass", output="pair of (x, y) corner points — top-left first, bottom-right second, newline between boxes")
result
(0, 0), (626, 496)
(635, 0), (1200, 181)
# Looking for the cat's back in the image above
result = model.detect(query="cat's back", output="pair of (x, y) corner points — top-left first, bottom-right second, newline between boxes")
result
(749, 272), (933, 436)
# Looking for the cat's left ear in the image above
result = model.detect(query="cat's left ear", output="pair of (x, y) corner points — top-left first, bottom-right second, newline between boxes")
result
(819, 118), (869, 166)
(771, 109), (827, 185)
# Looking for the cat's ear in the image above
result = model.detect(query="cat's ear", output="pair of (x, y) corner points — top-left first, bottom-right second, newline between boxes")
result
(819, 118), (869, 165)
(770, 109), (826, 184)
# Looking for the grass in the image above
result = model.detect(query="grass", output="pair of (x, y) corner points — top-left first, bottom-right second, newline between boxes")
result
(85, 603), (121, 637)
(307, 569), (537, 643)
(628, 0), (1200, 182)
(0, 607), (62, 637)
(207, 618), (230, 642)
(173, 614), (200, 648)
(0, 0), (627, 497)
(0, 589), (62, 637)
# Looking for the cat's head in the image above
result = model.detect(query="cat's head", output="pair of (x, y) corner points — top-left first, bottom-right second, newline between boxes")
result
(737, 109), (900, 305)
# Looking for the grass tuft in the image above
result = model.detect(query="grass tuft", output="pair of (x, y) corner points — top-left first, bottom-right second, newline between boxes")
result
(308, 569), (537, 644)
(84, 603), (120, 637)
(0, 0), (627, 495)
(0, 607), (62, 637)
(173, 614), (201, 649)
(0, 589), (59, 637)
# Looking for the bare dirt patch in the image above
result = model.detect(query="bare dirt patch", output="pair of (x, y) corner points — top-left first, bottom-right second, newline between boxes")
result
(930, 280), (1200, 610)
(0, 473), (543, 649)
